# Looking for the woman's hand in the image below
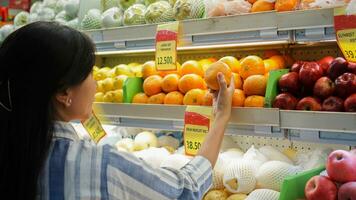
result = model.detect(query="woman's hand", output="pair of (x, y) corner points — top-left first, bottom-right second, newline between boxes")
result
(211, 73), (235, 122)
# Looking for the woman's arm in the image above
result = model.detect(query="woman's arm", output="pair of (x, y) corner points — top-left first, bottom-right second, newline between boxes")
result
(197, 73), (235, 167)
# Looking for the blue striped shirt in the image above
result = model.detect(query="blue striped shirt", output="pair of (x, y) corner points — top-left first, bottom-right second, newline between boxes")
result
(37, 121), (212, 200)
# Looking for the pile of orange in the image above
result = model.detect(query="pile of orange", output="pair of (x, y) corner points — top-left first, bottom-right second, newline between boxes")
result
(132, 51), (293, 108)
(249, 0), (299, 13)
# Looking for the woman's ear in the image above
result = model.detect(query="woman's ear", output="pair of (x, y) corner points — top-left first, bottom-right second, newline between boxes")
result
(55, 89), (73, 107)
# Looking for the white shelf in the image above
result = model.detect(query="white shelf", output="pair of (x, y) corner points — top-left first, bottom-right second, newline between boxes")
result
(86, 8), (336, 53)
(93, 103), (356, 146)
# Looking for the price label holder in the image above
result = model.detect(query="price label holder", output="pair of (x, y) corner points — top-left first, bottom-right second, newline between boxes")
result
(184, 106), (213, 156)
(334, 6), (356, 62)
(82, 112), (107, 144)
(155, 21), (179, 71)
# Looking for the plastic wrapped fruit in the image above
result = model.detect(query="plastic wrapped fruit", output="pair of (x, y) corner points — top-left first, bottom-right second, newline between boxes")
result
(206, 0), (251, 17)
(102, 7), (124, 28)
(144, 1), (175, 23)
(81, 9), (102, 30)
(300, 0), (346, 9)
(14, 11), (30, 27)
(173, 0), (205, 20)
(246, 189), (280, 200)
(123, 4), (147, 25)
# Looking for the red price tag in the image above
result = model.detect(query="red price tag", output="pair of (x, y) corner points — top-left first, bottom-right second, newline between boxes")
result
(334, 6), (356, 62)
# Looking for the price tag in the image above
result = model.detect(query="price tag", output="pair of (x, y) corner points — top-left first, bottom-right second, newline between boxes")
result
(82, 112), (107, 144)
(334, 6), (356, 62)
(155, 21), (179, 71)
(184, 106), (213, 156)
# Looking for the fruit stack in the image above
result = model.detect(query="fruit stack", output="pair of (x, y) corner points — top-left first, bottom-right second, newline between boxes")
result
(94, 63), (143, 103)
(131, 51), (291, 107)
(273, 57), (356, 112)
(304, 149), (356, 200)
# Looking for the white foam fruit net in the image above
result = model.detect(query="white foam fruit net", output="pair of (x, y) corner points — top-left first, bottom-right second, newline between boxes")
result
(246, 189), (280, 200)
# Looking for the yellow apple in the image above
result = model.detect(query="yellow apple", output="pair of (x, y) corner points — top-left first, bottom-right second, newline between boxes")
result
(114, 75), (128, 89)
(95, 92), (105, 102)
(112, 89), (123, 103)
(113, 64), (135, 77)
(101, 77), (114, 92)
(103, 91), (115, 102)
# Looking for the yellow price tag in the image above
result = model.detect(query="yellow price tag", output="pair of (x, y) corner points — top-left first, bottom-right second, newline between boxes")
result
(184, 124), (208, 155)
(336, 29), (356, 62)
(155, 21), (179, 71)
(82, 112), (106, 144)
(334, 6), (356, 62)
(184, 106), (213, 156)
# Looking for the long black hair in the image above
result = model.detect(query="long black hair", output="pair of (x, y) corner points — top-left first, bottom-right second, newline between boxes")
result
(0, 22), (95, 199)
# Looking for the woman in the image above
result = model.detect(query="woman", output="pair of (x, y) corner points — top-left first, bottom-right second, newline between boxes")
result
(0, 22), (234, 200)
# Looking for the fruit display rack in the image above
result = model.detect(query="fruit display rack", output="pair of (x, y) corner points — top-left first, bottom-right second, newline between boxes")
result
(88, 7), (356, 147)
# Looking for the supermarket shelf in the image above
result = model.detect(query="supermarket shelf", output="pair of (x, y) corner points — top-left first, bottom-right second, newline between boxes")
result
(93, 103), (356, 145)
(86, 8), (337, 53)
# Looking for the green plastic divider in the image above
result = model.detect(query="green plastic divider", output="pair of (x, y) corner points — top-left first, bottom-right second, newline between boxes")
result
(264, 69), (290, 108)
(123, 77), (144, 103)
(279, 165), (325, 200)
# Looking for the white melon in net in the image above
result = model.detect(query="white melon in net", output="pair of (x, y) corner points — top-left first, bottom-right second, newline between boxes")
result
(259, 146), (293, 164)
(211, 155), (229, 190)
(243, 145), (268, 168)
(256, 161), (303, 191)
(134, 147), (170, 168)
(223, 160), (257, 194)
(160, 154), (191, 170)
(246, 189), (280, 200)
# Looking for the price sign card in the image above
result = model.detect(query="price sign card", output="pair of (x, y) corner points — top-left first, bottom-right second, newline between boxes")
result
(334, 6), (356, 62)
(82, 112), (107, 144)
(184, 106), (213, 156)
(155, 21), (179, 71)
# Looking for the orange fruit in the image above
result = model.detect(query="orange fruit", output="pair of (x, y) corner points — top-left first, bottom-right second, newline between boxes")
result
(243, 75), (267, 96)
(178, 74), (206, 94)
(204, 61), (232, 91)
(264, 59), (280, 73)
(147, 93), (166, 104)
(219, 56), (241, 73)
(183, 89), (205, 105)
(142, 61), (159, 79)
(270, 55), (286, 69)
(202, 92), (214, 106)
(199, 59), (215, 72)
(239, 55), (265, 79)
(161, 74), (180, 93)
(164, 91), (184, 105)
(232, 89), (246, 107)
(232, 73), (243, 89)
(132, 93), (149, 104)
(275, 0), (299, 11)
(248, 0), (257, 3)
(159, 62), (181, 77)
(244, 95), (265, 107)
(251, 0), (275, 12)
(263, 49), (281, 59)
(181, 60), (204, 77)
(143, 75), (163, 96)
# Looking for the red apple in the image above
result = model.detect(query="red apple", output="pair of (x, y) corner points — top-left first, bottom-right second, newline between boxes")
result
(322, 96), (344, 112)
(344, 93), (356, 112)
(305, 175), (338, 200)
(326, 150), (356, 183)
(313, 77), (335, 99)
(273, 93), (298, 110)
(328, 57), (349, 80)
(318, 56), (334, 75)
(291, 61), (305, 73)
(335, 73), (356, 98)
(338, 182), (356, 200)
(348, 62), (356, 74)
(299, 62), (323, 87)
(296, 97), (322, 111)
(278, 72), (300, 95)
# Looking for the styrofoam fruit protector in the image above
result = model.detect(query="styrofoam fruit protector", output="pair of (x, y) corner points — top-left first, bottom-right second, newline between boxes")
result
(246, 189), (280, 200)
(296, 148), (332, 171)
(259, 146), (293, 164)
(256, 161), (303, 191)
(211, 155), (231, 189)
(223, 160), (258, 194)
(243, 145), (268, 169)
